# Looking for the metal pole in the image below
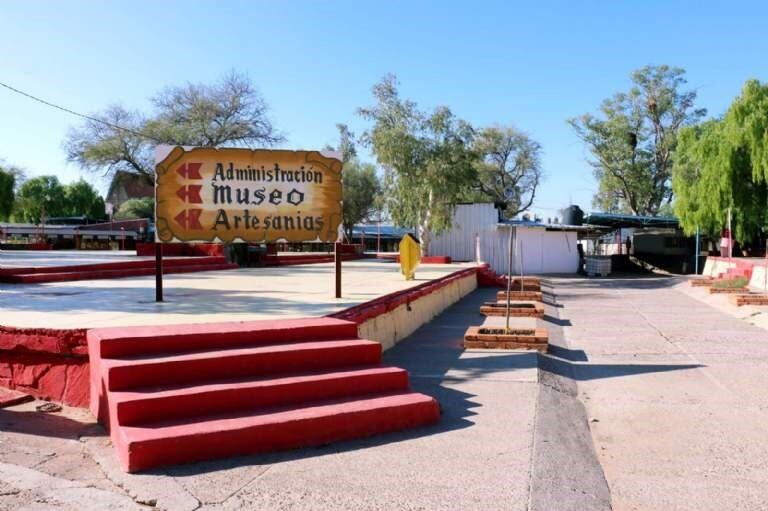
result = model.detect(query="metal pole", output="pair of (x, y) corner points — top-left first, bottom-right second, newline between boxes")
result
(519, 239), (524, 292)
(155, 242), (163, 302)
(334, 241), (342, 298)
(695, 226), (700, 274)
(505, 227), (513, 333)
(728, 207), (733, 260)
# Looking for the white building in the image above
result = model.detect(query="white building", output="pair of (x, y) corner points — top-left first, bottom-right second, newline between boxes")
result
(430, 203), (583, 275)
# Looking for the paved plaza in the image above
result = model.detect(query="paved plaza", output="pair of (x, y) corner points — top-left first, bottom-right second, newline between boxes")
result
(0, 254), (473, 329)
(4, 272), (768, 510)
(552, 275), (768, 510)
(0, 288), (545, 511)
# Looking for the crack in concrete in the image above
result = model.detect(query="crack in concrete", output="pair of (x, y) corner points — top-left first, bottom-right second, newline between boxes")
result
(217, 465), (274, 506)
(77, 437), (160, 509)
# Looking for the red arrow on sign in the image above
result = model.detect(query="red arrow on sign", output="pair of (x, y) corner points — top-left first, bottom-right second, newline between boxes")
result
(176, 162), (203, 179)
(176, 184), (203, 203)
(174, 209), (203, 230)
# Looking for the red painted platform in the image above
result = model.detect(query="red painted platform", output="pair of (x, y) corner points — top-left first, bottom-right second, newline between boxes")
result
(88, 317), (439, 472)
(0, 256), (237, 284)
(0, 326), (89, 406)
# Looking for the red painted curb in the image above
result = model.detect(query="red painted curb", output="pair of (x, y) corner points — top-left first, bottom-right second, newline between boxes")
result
(330, 267), (478, 323)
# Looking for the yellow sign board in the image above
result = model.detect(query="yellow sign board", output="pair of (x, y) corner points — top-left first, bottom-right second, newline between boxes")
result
(399, 233), (421, 280)
(155, 146), (342, 243)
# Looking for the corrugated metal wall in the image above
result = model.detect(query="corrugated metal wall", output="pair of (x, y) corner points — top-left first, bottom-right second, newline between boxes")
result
(430, 203), (498, 261)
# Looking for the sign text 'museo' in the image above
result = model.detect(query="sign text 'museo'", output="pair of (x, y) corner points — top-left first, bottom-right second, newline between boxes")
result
(155, 146), (343, 243)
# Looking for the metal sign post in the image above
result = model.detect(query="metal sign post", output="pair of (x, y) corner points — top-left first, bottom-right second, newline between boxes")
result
(505, 227), (514, 333)
(519, 239), (524, 292)
(155, 242), (163, 302)
(695, 226), (700, 274)
(334, 241), (342, 298)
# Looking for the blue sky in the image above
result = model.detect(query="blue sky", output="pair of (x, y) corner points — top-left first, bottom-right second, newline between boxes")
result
(1, 0), (767, 218)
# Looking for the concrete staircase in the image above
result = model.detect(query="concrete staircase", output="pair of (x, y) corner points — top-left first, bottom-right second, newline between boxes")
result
(87, 318), (439, 472)
(0, 256), (237, 284)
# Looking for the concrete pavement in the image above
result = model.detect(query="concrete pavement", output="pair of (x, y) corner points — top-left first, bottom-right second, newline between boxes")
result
(552, 274), (768, 510)
(1, 287), (554, 510)
(0, 259), (474, 329)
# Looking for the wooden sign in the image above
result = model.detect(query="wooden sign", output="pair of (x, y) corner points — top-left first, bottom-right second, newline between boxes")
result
(399, 233), (421, 280)
(155, 146), (343, 243)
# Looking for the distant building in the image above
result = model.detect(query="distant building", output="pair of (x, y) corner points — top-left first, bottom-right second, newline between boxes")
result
(430, 203), (586, 274)
(105, 171), (153, 216)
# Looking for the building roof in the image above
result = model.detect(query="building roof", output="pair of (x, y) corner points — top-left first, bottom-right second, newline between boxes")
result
(497, 219), (591, 232)
(584, 212), (679, 229)
(350, 224), (415, 240)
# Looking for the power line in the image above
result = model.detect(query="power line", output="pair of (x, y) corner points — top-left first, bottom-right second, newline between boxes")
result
(0, 80), (157, 140)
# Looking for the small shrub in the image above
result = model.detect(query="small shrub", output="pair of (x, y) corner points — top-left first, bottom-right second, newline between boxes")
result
(712, 277), (749, 289)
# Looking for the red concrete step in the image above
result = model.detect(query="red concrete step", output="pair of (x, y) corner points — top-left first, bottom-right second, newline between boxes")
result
(116, 392), (439, 472)
(111, 366), (409, 425)
(88, 317), (440, 472)
(90, 317), (359, 358)
(103, 339), (382, 391)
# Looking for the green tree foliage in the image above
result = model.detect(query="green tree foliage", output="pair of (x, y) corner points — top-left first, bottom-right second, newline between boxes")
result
(332, 123), (357, 164)
(0, 167), (17, 221)
(465, 125), (542, 219)
(342, 160), (381, 241)
(63, 179), (106, 219)
(114, 197), (154, 220)
(64, 72), (283, 183)
(569, 65), (706, 215)
(673, 80), (768, 243)
(15, 176), (66, 223)
(359, 75), (477, 256)
(325, 123), (381, 240)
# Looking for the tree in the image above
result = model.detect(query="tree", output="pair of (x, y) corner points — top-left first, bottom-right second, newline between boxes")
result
(466, 125), (542, 219)
(342, 160), (380, 240)
(114, 197), (154, 220)
(0, 170), (12, 221)
(324, 123), (381, 240)
(0, 162), (26, 221)
(63, 179), (106, 219)
(15, 176), (66, 223)
(64, 72), (284, 183)
(569, 65), (706, 215)
(673, 80), (768, 244)
(359, 75), (477, 256)
(326, 123), (357, 164)
(0, 162), (23, 221)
